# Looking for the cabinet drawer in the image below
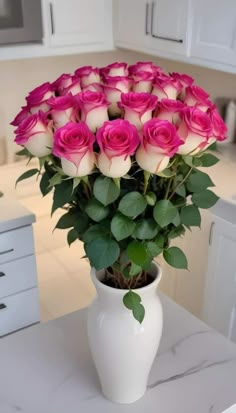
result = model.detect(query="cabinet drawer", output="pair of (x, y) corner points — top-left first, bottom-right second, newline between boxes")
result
(0, 255), (37, 298)
(0, 288), (40, 336)
(0, 226), (34, 264)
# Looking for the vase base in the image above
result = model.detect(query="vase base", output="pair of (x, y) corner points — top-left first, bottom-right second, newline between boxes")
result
(102, 387), (146, 404)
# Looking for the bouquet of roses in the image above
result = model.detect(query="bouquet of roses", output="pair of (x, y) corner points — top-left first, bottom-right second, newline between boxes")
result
(11, 61), (226, 322)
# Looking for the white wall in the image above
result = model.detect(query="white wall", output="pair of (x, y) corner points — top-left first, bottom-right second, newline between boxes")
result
(1, 49), (236, 162)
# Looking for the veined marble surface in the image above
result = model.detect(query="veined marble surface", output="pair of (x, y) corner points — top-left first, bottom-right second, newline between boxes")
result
(0, 294), (236, 413)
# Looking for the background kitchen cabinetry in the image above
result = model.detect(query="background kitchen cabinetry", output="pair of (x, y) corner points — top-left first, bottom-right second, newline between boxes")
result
(190, 0), (236, 67)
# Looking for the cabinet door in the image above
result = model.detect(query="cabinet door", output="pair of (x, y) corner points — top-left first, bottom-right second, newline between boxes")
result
(190, 0), (236, 66)
(148, 0), (188, 55)
(203, 215), (236, 342)
(48, 0), (109, 47)
(114, 0), (149, 49)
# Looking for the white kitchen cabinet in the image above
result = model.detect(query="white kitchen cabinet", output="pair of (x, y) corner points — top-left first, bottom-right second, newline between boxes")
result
(202, 199), (236, 342)
(46, 0), (112, 47)
(190, 0), (236, 67)
(148, 0), (189, 56)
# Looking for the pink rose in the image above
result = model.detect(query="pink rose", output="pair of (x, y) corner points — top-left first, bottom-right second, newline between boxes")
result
(118, 92), (158, 130)
(184, 85), (210, 107)
(26, 82), (54, 114)
(136, 119), (183, 174)
(14, 111), (53, 157)
(208, 108), (227, 142)
(74, 66), (100, 88)
(47, 95), (78, 129)
(103, 75), (132, 116)
(177, 107), (212, 155)
(10, 106), (30, 127)
(154, 99), (184, 124)
(152, 76), (181, 100)
(100, 62), (128, 77)
(52, 74), (74, 93)
(96, 119), (140, 178)
(77, 91), (109, 132)
(132, 71), (154, 93)
(53, 122), (95, 177)
(170, 72), (194, 100)
(82, 83), (104, 93)
(128, 62), (160, 75)
(60, 76), (81, 96)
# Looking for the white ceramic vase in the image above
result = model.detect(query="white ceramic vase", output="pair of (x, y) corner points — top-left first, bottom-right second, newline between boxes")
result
(87, 262), (163, 404)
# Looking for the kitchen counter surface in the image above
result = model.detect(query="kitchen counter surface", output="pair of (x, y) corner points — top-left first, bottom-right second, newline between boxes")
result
(0, 294), (236, 413)
(0, 196), (35, 233)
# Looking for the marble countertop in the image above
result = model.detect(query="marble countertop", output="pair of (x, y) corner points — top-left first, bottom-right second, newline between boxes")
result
(0, 295), (236, 413)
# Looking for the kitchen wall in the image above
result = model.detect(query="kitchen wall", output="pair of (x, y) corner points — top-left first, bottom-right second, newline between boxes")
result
(1, 49), (236, 162)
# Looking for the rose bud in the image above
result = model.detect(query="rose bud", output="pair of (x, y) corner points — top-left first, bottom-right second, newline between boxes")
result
(154, 99), (184, 124)
(103, 76), (132, 116)
(169, 72), (194, 100)
(53, 122), (95, 177)
(26, 82), (54, 114)
(47, 95), (78, 129)
(100, 62), (128, 78)
(14, 111), (53, 157)
(152, 76), (181, 100)
(60, 75), (81, 96)
(118, 92), (158, 130)
(177, 107), (213, 155)
(128, 61), (160, 75)
(77, 91), (109, 132)
(52, 74), (74, 94)
(74, 66), (101, 88)
(208, 108), (227, 142)
(10, 106), (30, 127)
(136, 119), (183, 174)
(96, 119), (140, 178)
(184, 85), (210, 107)
(132, 71), (155, 93)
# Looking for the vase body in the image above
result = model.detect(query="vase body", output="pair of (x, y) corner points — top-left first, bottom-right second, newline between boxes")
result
(87, 262), (163, 404)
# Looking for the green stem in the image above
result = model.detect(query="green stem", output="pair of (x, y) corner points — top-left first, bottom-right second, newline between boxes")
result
(168, 167), (193, 200)
(143, 171), (151, 194)
(164, 177), (173, 199)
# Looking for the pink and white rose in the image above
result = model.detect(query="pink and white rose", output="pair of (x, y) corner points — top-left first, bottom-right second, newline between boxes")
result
(177, 107), (213, 155)
(169, 72), (194, 100)
(26, 82), (54, 114)
(118, 92), (158, 130)
(184, 85), (210, 107)
(132, 71), (154, 93)
(74, 66), (100, 88)
(52, 74), (74, 93)
(128, 61), (160, 75)
(82, 83), (104, 93)
(53, 122), (95, 177)
(10, 106), (30, 127)
(60, 76), (81, 96)
(152, 76), (181, 100)
(47, 95), (78, 129)
(14, 111), (53, 157)
(96, 119), (140, 178)
(77, 91), (109, 132)
(136, 119), (183, 174)
(100, 62), (128, 77)
(208, 108), (227, 142)
(154, 99), (184, 124)
(103, 76), (132, 116)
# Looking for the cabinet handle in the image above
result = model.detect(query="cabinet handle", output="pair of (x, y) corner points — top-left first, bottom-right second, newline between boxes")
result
(145, 3), (150, 35)
(49, 3), (55, 35)
(209, 222), (215, 245)
(0, 272), (5, 277)
(0, 248), (14, 256)
(0, 303), (7, 310)
(150, 2), (183, 43)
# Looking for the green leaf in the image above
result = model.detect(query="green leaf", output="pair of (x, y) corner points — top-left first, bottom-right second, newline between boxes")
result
(51, 179), (73, 215)
(155, 234), (165, 248)
(85, 199), (109, 222)
(54, 210), (78, 230)
(111, 213), (135, 241)
(93, 176), (120, 206)
(82, 223), (110, 243)
(198, 153), (219, 167)
(127, 241), (148, 266)
(40, 171), (52, 197)
(157, 168), (174, 178)
(175, 184), (186, 198)
(15, 168), (39, 187)
(180, 205), (201, 227)
(146, 241), (163, 258)
(118, 192), (147, 217)
(72, 177), (81, 191)
(186, 171), (214, 193)
(129, 262), (142, 276)
(168, 225), (186, 239)
(49, 173), (63, 187)
(145, 192), (157, 206)
(192, 190), (219, 209)
(73, 214), (89, 235)
(133, 219), (158, 240)
(16, 147), (31, 157)
(67, 229), (78, 246)
(163, 246), (188, 269)
(123, 291), (145, 323)
(85, 237), (120, 270)
(153, 200), (178, 228)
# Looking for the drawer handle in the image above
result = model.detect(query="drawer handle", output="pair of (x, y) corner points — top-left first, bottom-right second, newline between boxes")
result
(0, 272), (5, 277)
(0, 248), (14, 256)
(0, 303), (7, 310)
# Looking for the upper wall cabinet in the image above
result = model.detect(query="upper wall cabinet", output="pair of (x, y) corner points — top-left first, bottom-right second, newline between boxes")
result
(190, 0), (236, 67)
(47, 0), (110, 47)
(148, 0), (188, 56)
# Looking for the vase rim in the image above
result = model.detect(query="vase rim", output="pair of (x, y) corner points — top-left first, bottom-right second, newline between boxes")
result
(90, 261), (162, 295)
